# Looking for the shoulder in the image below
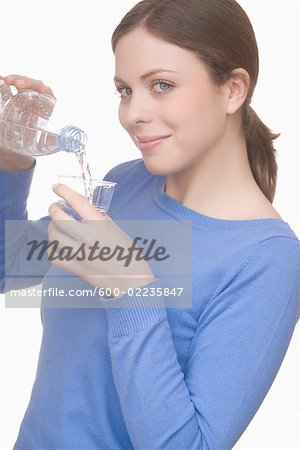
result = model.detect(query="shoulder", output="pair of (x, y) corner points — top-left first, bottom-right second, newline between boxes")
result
(252, 235), (299, 269)
(202, 235), (300, 329)
(235, 235), (299, 282)
(213, 235), (299, 301)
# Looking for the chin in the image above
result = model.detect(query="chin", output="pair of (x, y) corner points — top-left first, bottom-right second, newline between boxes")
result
(142, 159), (167, 176)
(142, 158), (178, 177)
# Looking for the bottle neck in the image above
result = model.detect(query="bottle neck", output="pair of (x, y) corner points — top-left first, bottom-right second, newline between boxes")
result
(58, 125), (87, 153)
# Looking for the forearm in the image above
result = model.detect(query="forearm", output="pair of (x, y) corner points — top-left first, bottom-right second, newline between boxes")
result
(103, 286), (204, 450)
(0, 163), (50, 293)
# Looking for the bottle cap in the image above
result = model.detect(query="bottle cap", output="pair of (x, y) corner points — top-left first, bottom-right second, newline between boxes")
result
(58, 125), (87, 153)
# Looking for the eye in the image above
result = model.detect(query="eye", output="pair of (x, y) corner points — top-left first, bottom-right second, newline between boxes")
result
(152, 80), (173, 94)
(115, 86), (132, 98)
(114, 80), (174, 98)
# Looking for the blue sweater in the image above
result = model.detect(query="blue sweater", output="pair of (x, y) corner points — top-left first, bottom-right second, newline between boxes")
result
(1, 158), (299, 450)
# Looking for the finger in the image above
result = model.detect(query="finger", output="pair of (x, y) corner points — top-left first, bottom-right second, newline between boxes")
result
(47, 220), (66, 241)
(4, 74), (56, 98)
(48, 201), (76, 221)
(47, 219), (77, 251)
(3, 74), (27, 84)
(47, 222), (95, 278)
(49, 199), (109, 247)
(49, 201), (86, 240)
(49, 198), (108, 241)
(52, 183), (111, 221)
(48, 256), (82, 276)
(49, 202), (92, 244)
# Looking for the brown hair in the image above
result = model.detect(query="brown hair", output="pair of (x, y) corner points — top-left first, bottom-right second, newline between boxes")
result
(111, 0), (280, 203)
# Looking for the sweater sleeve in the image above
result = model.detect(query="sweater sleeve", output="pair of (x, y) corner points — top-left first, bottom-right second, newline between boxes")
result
(102, 236), (299, 450)
(0, 165), (50, 293)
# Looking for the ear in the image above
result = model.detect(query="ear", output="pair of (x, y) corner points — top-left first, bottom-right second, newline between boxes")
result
(225, 68), (250, 115)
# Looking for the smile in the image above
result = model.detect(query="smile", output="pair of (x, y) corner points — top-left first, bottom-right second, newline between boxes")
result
(136, 135), (171, 151)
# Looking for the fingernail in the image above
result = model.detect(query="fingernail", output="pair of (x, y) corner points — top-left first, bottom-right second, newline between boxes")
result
(52, 183), (61, 190)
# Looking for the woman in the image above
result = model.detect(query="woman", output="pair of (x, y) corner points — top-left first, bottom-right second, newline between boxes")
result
(1, 0), (299, 449)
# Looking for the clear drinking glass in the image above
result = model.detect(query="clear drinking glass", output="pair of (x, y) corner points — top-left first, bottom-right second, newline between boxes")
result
(57, 175), (117, 220)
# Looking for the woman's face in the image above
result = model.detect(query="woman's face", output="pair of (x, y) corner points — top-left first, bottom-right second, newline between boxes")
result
(114, 27), (228, 176)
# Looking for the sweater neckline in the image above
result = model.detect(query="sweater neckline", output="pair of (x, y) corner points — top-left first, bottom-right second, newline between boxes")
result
(153, 175), (289, 230)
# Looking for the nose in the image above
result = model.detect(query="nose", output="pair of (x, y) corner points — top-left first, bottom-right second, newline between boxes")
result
(121, 91), (153, 125)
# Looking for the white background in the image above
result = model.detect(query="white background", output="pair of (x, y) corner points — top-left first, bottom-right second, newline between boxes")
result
(0, 1), (299, 449)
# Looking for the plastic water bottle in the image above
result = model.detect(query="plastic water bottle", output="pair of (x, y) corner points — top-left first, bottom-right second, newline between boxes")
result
(0, 79), (87, 156)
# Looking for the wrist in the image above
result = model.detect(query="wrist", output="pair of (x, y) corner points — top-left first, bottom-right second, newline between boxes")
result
(113, 274), (156, 297)
(0, 150), (35, 172)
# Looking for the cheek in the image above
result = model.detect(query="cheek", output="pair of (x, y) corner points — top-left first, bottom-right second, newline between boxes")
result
(179, 91), (225, 137)
(168, 98), (226, 162)
(118, 106), (127, 130)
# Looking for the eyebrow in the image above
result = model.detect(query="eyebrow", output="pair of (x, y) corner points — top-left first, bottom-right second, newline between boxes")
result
(113, 69), (178, 84)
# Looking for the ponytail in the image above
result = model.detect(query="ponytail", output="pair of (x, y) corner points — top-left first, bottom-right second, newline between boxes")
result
(243, 106), (280, 203)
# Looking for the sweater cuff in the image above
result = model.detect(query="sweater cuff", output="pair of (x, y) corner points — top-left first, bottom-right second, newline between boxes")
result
(100, 278), (168, 336)
(0, 161), (36, 218)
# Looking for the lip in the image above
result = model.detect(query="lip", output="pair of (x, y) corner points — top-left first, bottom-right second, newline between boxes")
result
(135, 135), (171, 151)
(135, 135), (170, 143)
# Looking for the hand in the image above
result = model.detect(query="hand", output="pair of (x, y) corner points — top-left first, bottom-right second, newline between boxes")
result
(0, 74), (56, 172)
(3, 74), (56, 98)
(47, 183), (155, 297)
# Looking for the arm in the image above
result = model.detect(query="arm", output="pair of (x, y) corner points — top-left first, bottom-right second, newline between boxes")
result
(102, 236), (299, 449)
(0, 147), (35, 172)
(0, 75), (57, 293)
(0, 164), (51, 293)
